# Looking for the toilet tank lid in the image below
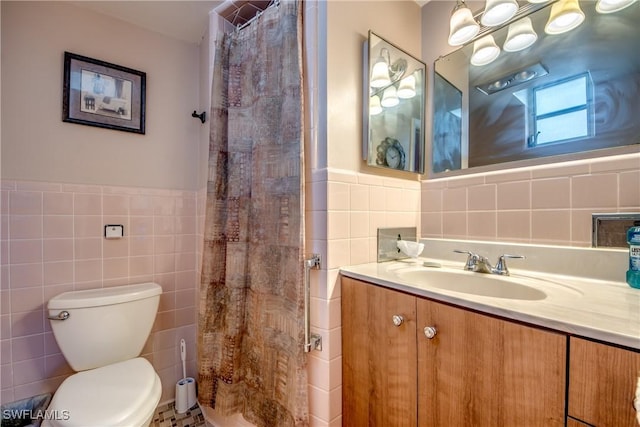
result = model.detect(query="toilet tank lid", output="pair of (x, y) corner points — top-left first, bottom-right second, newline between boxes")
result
(48, 283), (162, 309)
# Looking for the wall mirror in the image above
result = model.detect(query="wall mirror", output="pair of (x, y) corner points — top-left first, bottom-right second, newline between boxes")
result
(364, 31), (426, 174)
(432, 0), (640, 175)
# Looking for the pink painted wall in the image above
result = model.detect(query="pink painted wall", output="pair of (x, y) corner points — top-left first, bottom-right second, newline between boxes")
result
(1, 1), (202, 190)
(1, 1), (205, 405)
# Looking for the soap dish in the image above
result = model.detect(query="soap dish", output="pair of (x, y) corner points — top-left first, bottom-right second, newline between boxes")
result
(423, 261), (442, 268)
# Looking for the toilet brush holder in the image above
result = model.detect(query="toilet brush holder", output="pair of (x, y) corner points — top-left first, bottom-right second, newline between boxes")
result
(175, 377), (196, 414)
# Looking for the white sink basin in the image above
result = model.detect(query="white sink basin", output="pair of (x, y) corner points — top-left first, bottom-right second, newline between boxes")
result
(394, 267), (580, 301)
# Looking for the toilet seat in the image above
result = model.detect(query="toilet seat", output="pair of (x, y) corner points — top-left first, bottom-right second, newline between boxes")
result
(45, 357), (161, 427)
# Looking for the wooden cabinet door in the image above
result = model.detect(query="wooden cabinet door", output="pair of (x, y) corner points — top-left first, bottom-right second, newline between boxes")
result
(341, 277), (418, 427)
(567, 417), (596, 427)
(417, 298), (566, 427)
(568, 337), (640, 427)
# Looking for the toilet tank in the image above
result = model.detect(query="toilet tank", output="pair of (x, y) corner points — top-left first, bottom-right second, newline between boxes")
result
(48, 283), (162, 372)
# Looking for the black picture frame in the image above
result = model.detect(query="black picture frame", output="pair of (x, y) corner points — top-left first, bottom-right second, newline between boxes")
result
(63, 52), (146, 134)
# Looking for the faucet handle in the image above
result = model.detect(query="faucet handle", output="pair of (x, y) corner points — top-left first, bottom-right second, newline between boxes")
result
(453, 249), (473, 256)
(453, 249), (479, 271)
(494, 254), (525, 276)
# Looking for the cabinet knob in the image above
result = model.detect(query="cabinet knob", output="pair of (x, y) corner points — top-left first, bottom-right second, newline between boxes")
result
(392, 315), (404, 327)
(423, 326), (437, 339)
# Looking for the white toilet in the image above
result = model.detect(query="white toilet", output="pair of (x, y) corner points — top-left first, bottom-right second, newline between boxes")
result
(43, 282), (163, 427)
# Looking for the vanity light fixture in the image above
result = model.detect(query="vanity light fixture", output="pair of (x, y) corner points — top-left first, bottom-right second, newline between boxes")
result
(381, 86), (400, 107)
(369, 95), (383, 115)
(448, 0), (480, 46)
(503, 17), (538, 51)
(481, 0), (519, 26)
(397, 75), (416, 99)
(370, 47), (408, 90)
(545, 0), (585, 34)
(471, 35), (501, 66)
(595, 0), (637, 13)
(370, 48), (392, 88)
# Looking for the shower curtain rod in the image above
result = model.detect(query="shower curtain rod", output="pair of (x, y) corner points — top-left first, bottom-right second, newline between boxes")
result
(234, 0), (280, 32)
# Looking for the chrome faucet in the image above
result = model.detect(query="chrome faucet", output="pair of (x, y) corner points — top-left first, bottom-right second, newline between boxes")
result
(454, 250), (524, 276)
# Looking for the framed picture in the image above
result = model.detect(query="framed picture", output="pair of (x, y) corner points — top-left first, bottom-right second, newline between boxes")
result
(63, 52), (146, 134)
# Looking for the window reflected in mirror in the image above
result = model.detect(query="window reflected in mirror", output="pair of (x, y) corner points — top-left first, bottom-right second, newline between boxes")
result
(531, 73), (593, 146)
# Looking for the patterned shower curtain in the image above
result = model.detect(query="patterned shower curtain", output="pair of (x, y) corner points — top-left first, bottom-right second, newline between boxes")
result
(197, 1), (308, 426)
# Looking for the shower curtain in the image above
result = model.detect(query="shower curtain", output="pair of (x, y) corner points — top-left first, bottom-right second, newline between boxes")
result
(197, 1), (308, 426)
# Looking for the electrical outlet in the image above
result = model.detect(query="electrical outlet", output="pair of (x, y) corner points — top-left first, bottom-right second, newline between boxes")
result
(104, 224), (124, 239)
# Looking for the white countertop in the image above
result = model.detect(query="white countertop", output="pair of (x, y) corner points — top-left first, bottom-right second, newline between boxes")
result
(340, 259), (640, 350)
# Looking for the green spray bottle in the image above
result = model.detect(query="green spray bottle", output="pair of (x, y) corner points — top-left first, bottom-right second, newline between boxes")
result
(627, 221), (640, 289)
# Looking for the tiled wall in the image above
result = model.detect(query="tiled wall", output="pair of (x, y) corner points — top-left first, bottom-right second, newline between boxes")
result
(305, 168), (420, 426)
(421, 153), (640, 247)
(0, 180), (198, 405)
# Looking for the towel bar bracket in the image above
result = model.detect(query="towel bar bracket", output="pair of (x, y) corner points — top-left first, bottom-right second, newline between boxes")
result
(304, 254), (322, 353)
(307, 333), (322, 352)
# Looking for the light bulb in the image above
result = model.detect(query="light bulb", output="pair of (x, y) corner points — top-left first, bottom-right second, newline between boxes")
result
(545, 0), (585, 35)
(370, 55), (391, 88)
(448, 2), (480, 46)
(381, 86), (399, 107)
(596, 0), (637, 13)
(397, 75), (416, 99)
(369, 95), (383, 115)
(504, 17), (538, 52)
(481, 0), (519, 26)
(471, 35), (500, 66)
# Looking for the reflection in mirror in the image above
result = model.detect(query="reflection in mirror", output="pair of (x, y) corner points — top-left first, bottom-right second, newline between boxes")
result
(433, 73), (463, 173)
(364, 31), (426, 174)
(432, 1), (640, 175)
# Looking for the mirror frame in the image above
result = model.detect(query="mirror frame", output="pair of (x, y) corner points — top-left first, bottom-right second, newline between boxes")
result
(430, 1), (640, 178)
(363, 31), (427, 174)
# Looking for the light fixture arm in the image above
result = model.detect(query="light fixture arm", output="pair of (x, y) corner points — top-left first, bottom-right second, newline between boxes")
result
(388, 58), (407, 84)
(379, 47), (391, 69)
(377, 47), (407, 83)
(452, 0), (468, 16)
(370, 47), (408, 97)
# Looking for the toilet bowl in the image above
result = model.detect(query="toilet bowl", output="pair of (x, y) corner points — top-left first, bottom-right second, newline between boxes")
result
(44, 283), (162, 427)
(43, 358), (161, 427)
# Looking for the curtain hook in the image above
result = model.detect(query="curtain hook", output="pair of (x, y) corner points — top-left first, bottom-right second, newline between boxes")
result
(192, 110), (206, 124)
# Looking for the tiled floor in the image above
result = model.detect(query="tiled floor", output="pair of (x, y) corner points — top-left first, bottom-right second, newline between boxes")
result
(151, 401), (206, 427)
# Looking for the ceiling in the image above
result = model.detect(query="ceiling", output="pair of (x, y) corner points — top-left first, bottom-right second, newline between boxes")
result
(72, 0), (427, 45)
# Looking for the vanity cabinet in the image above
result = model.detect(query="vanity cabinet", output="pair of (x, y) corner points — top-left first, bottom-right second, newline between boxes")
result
(417, 297), (566, 426)
(341, 276), (566, 426)
(568, 337), (640, 427)
(341, 276), (417, 426)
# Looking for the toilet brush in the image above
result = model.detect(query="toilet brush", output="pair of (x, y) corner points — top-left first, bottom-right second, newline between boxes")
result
(175, 339), (197, 414)
(181, 338), (187, 380)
